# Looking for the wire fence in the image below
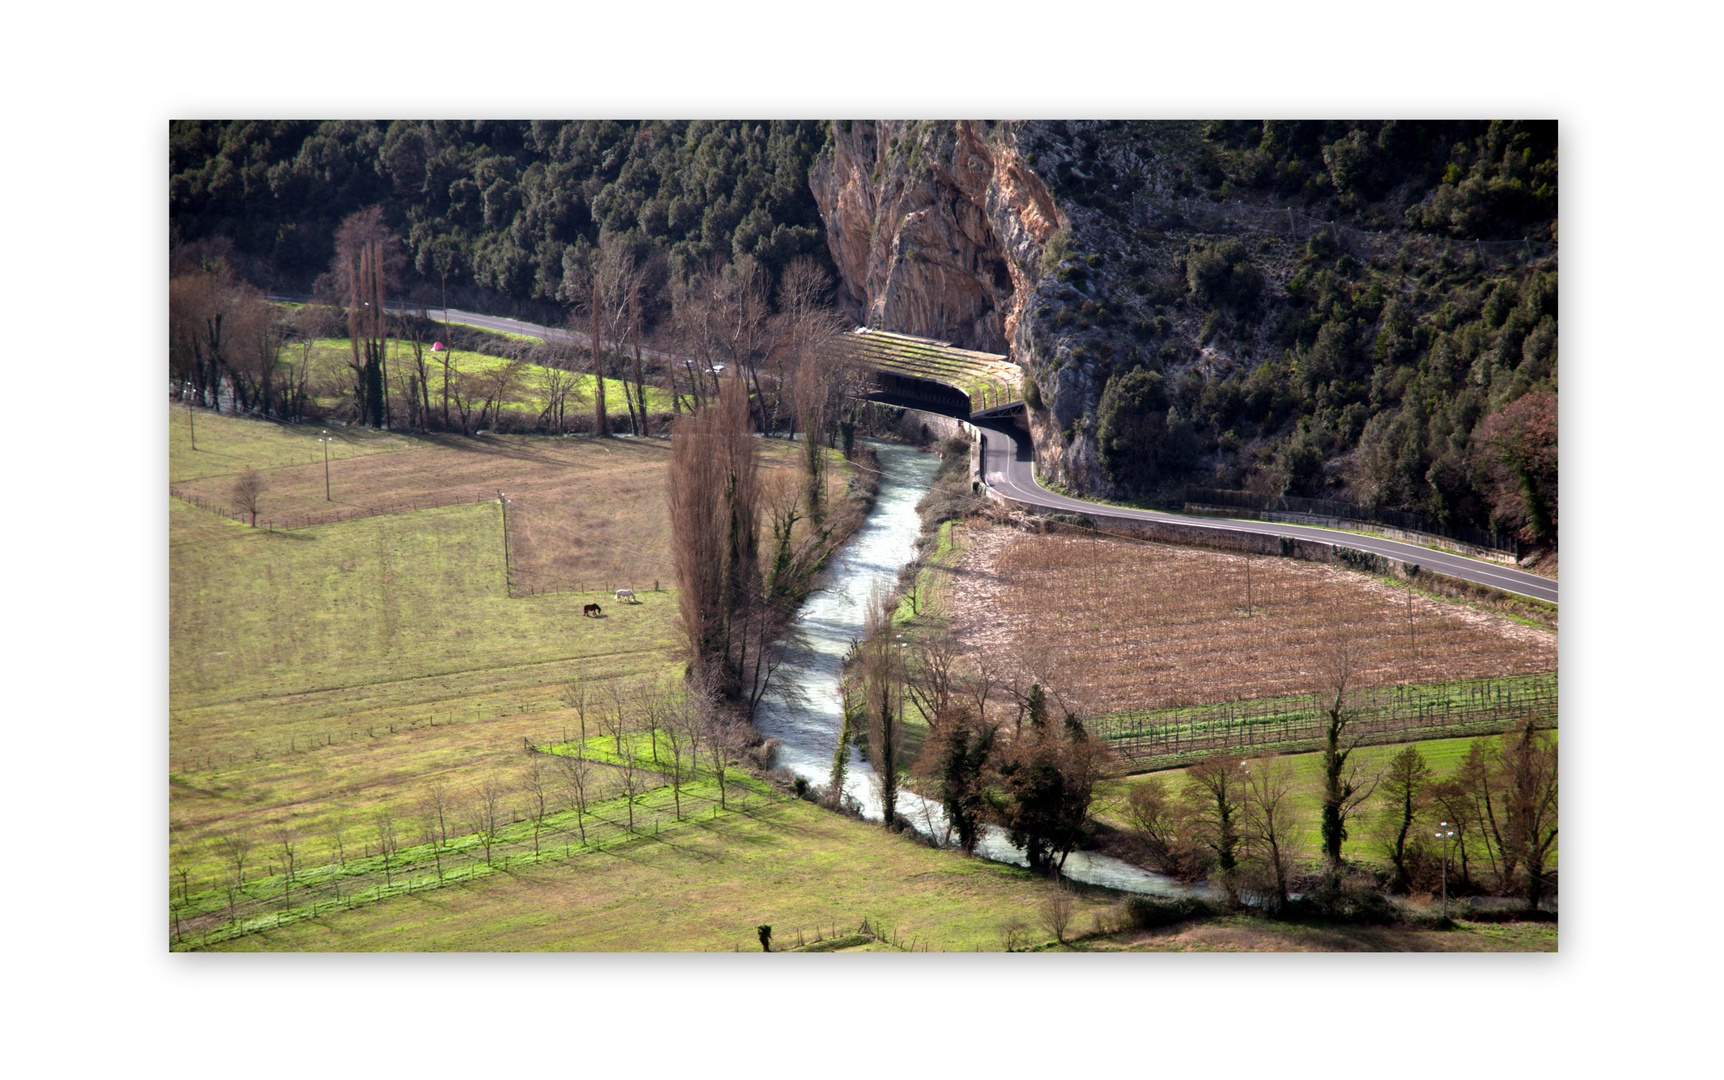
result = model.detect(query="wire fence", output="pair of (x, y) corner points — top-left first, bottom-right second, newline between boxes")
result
(1130, 194), (1557, 268)
(1185, 486), (1521, 557)
(1092, 671), (1556, 767)
(169, 767), (782, 950)
(169, 486), (498, 532)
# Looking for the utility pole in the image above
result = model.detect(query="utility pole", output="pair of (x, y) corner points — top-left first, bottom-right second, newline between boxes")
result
(1407, 577), (1417, 661)
(1435, 821), (1456, 920)
(317, 430), (334, 500)
(498, 491), (512, 590)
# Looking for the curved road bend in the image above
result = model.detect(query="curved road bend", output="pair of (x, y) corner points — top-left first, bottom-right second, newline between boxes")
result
(271, 296), (1554, 604)
(973, 420), (1557, 606)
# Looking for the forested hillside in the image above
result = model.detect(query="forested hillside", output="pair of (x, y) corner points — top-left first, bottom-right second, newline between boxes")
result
(812, 120), (1558, 550)
(169, 119), (1558, 551)
(169, 120), (832, 311)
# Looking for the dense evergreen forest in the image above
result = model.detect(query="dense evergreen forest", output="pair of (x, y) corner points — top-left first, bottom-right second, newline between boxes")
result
(169, 120), (832, 312)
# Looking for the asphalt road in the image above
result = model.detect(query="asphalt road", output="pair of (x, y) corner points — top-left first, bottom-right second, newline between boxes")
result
(267, 297), (686, 367)
(270, 294), (1555, 604)
(972, 419), (1558, 606)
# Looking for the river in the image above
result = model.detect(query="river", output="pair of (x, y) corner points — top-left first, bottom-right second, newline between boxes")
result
(753, 439), (1199, 897)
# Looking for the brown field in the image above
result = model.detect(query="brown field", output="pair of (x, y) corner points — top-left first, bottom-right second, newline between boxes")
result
(173, 430), (676, 592)
(942, 523), (1557, 714)
(170, 421), (839, 594)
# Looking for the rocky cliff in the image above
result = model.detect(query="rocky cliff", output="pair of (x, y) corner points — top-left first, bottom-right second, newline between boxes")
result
(809, 120), (1559, 553)
(810, 120), (1209, 492)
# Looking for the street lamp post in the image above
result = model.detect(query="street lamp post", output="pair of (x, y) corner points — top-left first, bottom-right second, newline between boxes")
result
(1435, 821), (1457, 920)
(317, 430), (334, 500)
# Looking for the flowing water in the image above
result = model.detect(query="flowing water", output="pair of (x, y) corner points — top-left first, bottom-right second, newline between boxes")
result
(754, 440), (1200, 897)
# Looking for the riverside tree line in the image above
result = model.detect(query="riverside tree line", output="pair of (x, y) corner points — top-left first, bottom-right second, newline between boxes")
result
(169, 203), (862, 445)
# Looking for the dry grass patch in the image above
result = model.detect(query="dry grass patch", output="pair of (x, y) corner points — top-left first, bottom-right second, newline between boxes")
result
(945, 523), (1556, 714)
(172, 417), (845, 594)
(1086, 914), (1556, 952)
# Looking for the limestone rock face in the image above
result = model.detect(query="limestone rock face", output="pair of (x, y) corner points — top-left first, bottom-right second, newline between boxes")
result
(811, 120), (1191, 493)
(811, 120), (1062, 356)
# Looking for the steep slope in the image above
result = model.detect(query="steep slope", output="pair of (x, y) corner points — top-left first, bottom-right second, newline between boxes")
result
(810, 120), (1558, 549)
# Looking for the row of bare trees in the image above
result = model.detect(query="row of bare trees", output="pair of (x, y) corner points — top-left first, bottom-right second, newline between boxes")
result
(1122, 717), (1558, 914)
(175, 208), (866, 446)
(175, 676), (762, 941)
(170, 249), (314, 422)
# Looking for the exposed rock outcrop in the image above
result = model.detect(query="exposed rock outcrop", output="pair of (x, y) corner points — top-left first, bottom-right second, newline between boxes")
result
(812, 119), (1559, 546)
(810, 120), (1200, 493)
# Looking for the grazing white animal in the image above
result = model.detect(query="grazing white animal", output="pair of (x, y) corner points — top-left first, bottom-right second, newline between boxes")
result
(615, 588), (637, 603)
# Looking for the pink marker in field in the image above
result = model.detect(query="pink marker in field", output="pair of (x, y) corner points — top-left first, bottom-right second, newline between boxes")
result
(432, 341), (446, 351)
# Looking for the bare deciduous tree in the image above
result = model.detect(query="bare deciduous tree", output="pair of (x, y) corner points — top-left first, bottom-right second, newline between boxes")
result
(861, 586), (904, 827)
(703, 711), (743, 811)
(600, 679), (630, 758)
(1124, 776), (1192, 878)
(273, 824), (301, 912)
(562, 676), (593, 743)
(373, 810), (400, 887)
(232, 469), (265, 527)
(328, 206), (401, 427)
(417, 794), (447, 882)
(1185, 756), (1246, 908)
(465, 774), (507, 867)
(1239, 754), (1302, 910)
(1459, 737), (1514, 892)
(1038, 887), (1078, 945)
(220, 834), (255, 889)
(614, 722), (648, 833)
(556, 746), (595, 847)
(524, 753), (551, 857)
(1500, 720), (1558, 913)
(1375, 745), (1434, 894)
(1317, 630), (1378, 884)
(327, 814), (349, 866)
(667, 372), (760, 698)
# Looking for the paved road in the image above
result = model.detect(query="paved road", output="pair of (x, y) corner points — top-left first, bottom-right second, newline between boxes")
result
(269, 296), (687, 367)
(271, 294), (1555, 604)
(973, 419), (1558, 605)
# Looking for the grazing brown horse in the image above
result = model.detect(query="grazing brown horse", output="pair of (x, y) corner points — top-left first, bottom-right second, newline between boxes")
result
(583, 603), (602, 618)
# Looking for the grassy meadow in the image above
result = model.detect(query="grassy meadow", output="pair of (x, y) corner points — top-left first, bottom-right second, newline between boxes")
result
(170, 406), (1117, 952)
(199, 790), (1110, 953)
(293, 337), (674, 421)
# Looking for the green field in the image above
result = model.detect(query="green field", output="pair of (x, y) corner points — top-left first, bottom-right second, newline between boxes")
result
(201, 791), (1110, 953)
(295, 337), (674, 420)
(168, 408), (1121, 953)
(1092, 730), (1560, 868)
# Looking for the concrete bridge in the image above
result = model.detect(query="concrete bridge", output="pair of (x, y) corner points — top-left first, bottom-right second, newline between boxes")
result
(834, 328), (1025, 421)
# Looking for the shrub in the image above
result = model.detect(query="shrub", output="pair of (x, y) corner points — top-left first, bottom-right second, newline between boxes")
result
(1122, 895), (1212, 930)
(1186, 238), (1264, 312)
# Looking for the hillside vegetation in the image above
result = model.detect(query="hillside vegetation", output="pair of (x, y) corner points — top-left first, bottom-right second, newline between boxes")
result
(1015, 120), (1558, 547)
(170, 120), (831, 309)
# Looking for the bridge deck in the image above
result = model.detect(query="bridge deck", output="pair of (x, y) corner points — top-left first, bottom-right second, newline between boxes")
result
(837, 328), (1023, 414)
